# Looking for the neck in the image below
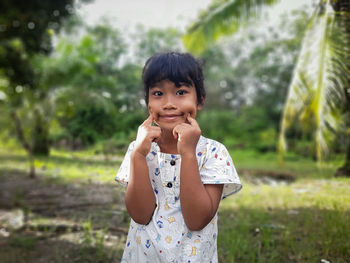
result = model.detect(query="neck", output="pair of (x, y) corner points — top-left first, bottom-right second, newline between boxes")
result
(157, 129), (178, 154)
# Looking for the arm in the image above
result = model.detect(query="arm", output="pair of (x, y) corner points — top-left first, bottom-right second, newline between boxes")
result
(173, 115), (223, 231)
(125, 115), (161, 225)
(125, 151), (156, 224)
(180, 152), (223, 231)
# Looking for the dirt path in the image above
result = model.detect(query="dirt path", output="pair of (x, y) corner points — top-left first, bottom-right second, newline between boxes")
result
(0, 169), (128, 263)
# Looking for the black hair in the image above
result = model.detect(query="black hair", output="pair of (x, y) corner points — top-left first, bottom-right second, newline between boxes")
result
(142, 52), (205, 105)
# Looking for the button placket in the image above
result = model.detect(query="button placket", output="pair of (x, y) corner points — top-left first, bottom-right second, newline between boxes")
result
(163, 156), (180, 203)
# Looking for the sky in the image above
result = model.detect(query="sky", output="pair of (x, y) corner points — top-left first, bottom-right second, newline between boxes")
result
(78, 0), (312, 32)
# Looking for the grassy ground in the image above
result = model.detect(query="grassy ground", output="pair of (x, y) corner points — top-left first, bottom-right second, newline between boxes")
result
(218, 150), (350, 263)
(0, 144), (349, 262)
(0, 146), (126, 263)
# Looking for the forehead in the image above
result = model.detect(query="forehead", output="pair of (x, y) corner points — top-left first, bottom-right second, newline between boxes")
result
(149, 79), (193, 89)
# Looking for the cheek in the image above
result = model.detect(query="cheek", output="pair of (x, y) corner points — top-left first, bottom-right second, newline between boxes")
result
(147, 104), (153, 113)
(147, 102), (159, 119)
(148, 107), (155, 117)
(182, 101), (198, 116)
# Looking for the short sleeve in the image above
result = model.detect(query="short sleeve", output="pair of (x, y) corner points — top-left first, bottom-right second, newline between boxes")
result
(199, 141), (242, 199)
(115, 141), (135, 187)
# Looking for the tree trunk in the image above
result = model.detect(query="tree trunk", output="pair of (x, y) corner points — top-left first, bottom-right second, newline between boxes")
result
(32, 108), (50, 156)
(10, 110), (36, 178)
(335, 134), (350, 177)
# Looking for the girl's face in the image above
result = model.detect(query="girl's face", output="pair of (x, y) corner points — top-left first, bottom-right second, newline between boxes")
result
(148, 79), (203, 132)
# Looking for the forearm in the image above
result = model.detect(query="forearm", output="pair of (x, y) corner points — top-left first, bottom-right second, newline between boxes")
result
(125, 151), (156, 224)
(180, 153), (215, 231)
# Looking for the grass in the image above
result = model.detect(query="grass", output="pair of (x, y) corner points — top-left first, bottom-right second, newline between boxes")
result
(218, 175), (350, 262)
(0, 146), (122, 184)
(0, 143), (349, 262)
(9, 235), (38, 250)
(230, 149), (344, 179)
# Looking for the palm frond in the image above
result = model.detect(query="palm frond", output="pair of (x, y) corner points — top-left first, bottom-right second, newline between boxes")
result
(278, 1), (350, 162)
(183, 0), (279, 54)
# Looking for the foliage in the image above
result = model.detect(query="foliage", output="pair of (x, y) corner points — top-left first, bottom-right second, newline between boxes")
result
(49, 24), (186, 147)
(183, 0), (279, 54)
(198, 108), (277, 152)
(184, 0), (350, 170)
(0, 0), (91, 158)
(197, 10), (309, 153)
(278, 1), (350, 163)
(134, 26), (183, 64)
(0, 0), (78, 91)
(1, 1), (347, 165)
(201, 9), (308, 112)
(37, 18), (143, 147)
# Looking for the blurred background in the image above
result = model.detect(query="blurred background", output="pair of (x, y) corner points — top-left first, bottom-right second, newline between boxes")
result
(0, 0), (349, 262)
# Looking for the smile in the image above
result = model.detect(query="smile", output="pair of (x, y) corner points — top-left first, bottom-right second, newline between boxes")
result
(159, 114), (184, 121)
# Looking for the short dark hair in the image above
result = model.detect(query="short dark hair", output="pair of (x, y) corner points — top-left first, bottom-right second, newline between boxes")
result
(142, 52), (205, 105)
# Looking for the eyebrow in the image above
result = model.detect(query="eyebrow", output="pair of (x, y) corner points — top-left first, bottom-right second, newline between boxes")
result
(149, 83), (193, 90)
(149, 85), (160, 90)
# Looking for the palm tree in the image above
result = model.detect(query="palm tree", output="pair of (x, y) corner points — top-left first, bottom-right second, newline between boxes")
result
(183, 0), (350, 176)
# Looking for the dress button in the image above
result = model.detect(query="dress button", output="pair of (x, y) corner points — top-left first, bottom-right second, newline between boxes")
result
(166, 182), (173, 188)
(170, 160), (176, 166)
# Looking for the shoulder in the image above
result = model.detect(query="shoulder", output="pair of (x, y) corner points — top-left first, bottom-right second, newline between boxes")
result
(195, 136), (231, 169)
(123, 141), (159, 163)
(128, 140), (136, 150)
(196, 136), (228, 154)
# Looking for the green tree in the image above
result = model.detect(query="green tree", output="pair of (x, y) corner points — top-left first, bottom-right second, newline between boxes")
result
(134, 26), (183, 64)
(0, 0), (91, 177)
(44, 18), (134, 147)
(278, 1), (350, 176)
(184, 0), (350, 176)
(194, 10), (308, 152)
(201, 9), (308, 112)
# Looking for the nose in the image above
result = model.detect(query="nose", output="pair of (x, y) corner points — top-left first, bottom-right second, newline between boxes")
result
(162, 94), (177, 110)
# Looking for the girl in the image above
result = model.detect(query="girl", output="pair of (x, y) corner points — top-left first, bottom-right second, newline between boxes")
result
(115, 52), (242, 263)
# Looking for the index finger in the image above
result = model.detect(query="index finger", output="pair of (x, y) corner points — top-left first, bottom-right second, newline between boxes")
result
(142, 115), (153, 125)
(187, 113), (199, 128)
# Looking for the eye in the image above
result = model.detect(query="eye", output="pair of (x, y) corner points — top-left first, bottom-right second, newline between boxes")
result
(152, 91), (163, 96)
(176, 90), (187, 96)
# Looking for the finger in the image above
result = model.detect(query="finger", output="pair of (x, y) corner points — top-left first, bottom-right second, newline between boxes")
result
(153, 134), (161, 143)
(187, 114), (199, 128)
(172, 126), (179, 140)
(172, 125), (187, 140)
(150, 128), (161, 141)
(150, 126), (161, 134)
(142, 115), (154, 126)
(184, 113), (190, 124)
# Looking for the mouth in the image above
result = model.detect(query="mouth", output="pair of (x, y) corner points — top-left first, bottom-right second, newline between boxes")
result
(158, 113), (184, 121)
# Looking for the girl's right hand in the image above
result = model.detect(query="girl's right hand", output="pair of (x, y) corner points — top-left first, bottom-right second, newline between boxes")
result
(133, 115), (162, 157)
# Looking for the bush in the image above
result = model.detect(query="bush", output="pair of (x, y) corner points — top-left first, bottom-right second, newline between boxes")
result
(198, 108), (278, 152)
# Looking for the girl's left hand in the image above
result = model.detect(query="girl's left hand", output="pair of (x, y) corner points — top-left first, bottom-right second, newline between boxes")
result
(172, 114), (201, 156)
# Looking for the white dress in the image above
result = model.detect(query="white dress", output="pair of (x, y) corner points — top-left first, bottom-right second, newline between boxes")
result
(115, 136), (242, 263)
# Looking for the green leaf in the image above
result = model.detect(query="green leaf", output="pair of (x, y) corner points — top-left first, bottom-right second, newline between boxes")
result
(278, 1), (350, 163)
(183, 0), (280, 54)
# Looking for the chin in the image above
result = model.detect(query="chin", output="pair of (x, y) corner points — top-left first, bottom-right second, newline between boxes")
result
(158, 120), (183, 130)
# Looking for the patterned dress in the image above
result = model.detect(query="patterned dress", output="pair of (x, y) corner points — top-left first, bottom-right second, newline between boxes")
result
(115, 136), (242, 263)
